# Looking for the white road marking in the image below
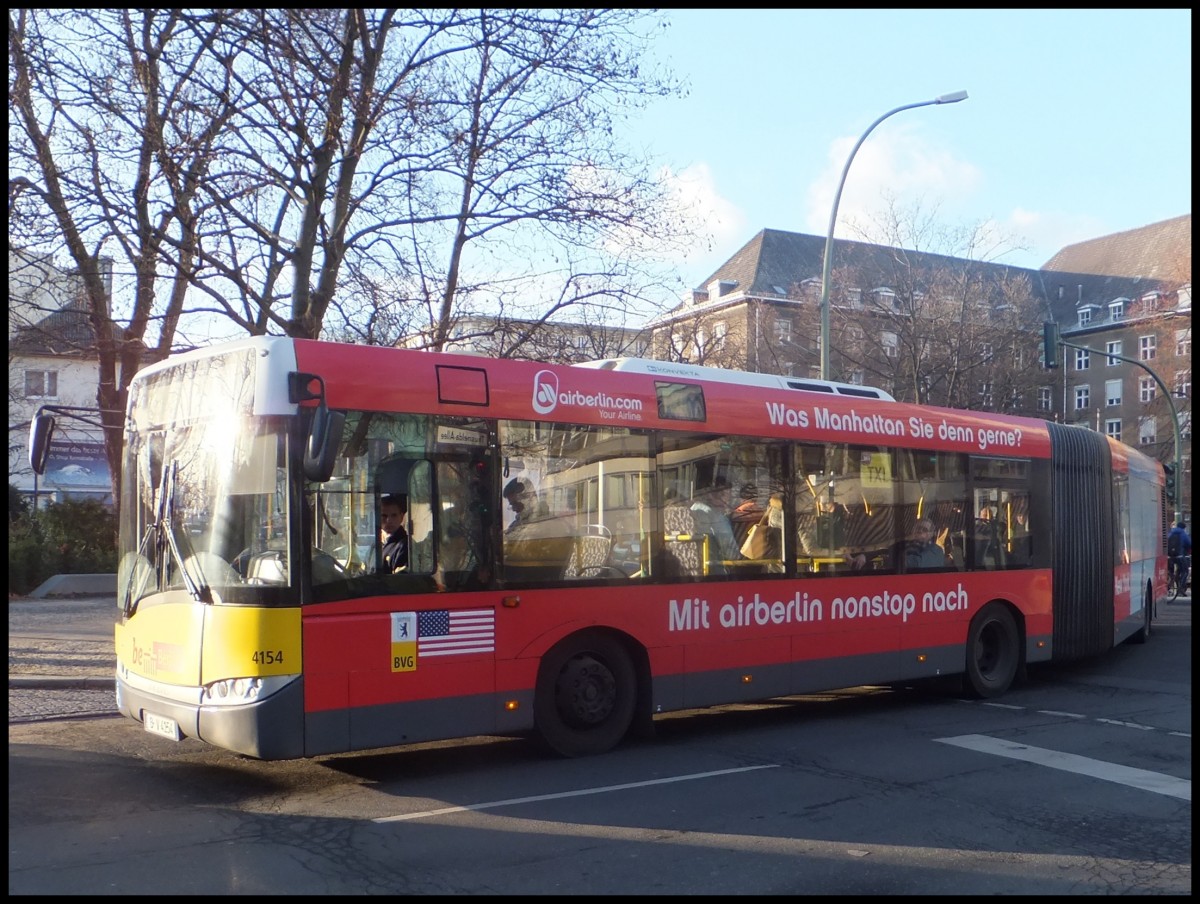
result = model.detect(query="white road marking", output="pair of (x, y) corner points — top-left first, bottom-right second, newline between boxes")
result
(936, 734), (1190, 801)
(373, 764), (780, 823)
(1095, 718), (1155, 731)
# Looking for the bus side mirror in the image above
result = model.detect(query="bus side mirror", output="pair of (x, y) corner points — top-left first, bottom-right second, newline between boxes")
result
(28, 412), (56, 475)
(303, 404), (345, 483)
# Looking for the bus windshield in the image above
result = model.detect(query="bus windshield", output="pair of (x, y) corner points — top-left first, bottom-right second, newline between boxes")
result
(117, 348), (295, 613)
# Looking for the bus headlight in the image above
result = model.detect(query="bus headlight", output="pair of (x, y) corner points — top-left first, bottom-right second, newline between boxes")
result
(200, 673), (298, 707)
(202, 677), (262, 704)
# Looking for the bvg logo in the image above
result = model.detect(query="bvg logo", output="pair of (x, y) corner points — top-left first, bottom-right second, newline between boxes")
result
(532, 369), (559, 415)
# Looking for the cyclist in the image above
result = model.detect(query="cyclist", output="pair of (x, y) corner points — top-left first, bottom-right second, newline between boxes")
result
(1167, 521), (1192, 596)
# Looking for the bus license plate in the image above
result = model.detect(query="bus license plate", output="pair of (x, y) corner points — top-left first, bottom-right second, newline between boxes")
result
(143, 711), (181, 741)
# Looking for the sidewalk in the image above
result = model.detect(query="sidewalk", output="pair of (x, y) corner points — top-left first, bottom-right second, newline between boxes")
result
(8, 594), (119, 723)
(9, 594), (118, 688)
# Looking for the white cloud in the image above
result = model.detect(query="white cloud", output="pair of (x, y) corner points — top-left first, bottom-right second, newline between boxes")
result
(804, 124), (981, 240)
(1003, 207), (1108, 267)
(658, 162), (747, 267)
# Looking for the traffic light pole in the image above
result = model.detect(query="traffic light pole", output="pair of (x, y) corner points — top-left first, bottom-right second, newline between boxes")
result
(1043, 323), (1183, 522)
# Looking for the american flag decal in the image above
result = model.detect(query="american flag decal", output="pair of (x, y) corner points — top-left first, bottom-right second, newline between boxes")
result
(417, 608), (495, 657)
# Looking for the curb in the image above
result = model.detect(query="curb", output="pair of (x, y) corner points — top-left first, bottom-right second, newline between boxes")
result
(9, 675), (116, 690)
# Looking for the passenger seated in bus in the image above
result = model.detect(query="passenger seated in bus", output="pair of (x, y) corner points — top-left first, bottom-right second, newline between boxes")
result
(503, 478), (549, 533)
(1006, 504), (1033, 567)
(762, 492), (785, 574)
(379, 493), (409, 573)
(797, 499), (866, 572)
(689, 476), (740, 574)
(904, 518), (946, 569)
(730, 483), (765, 549)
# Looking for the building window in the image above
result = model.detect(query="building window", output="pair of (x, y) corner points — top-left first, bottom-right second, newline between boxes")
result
(1074, 348), (1090, 371)
(1139, 377), (1156, 403)
(1011, 344), (1024, 367)
(1074, 385), (1090, 410)
(848, 326), (865, 344)
(773, 320), (792, 342)
(24, 369), (58, 398)
(1106, 339), (1122, 365)
(1078, 308), (1092, 326)
(1139, 335), (1156, 360)
(873, 288), (898, 311)
(1175, 371), (1191, 398)
(574, 334), (588, 350)
(1038, 386), (1052, 411)
(981, 342), (994, 363)
(1108, 300), (1125, 320)
(846, 288), (862, 308)
(1177, 328), (1191, 357)
(713, 321), (727, 349)
(1104, 418), (1122, 439)
(881, 330), (898, 358)
(1138, 416), (1156, 446)
(849, 370), (864, 385)
(1140, 292), (1160, 312)
(979, 381), (993, 407)
(1105, 379), (1122, 407)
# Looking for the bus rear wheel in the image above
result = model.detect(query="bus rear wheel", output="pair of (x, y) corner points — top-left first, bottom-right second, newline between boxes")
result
(535, 632), (636, 758)
(965, 603), (1020, 698)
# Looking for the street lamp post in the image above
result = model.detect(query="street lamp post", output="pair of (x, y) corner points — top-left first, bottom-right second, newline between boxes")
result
(817, 91), (969, 380)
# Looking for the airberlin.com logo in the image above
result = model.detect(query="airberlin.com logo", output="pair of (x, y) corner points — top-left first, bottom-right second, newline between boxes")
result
(532, 370), (560, 414)
(531, 369), (644, 421)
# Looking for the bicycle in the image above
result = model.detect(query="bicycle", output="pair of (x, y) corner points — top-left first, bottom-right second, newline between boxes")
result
(1167, 555), (1191, 601)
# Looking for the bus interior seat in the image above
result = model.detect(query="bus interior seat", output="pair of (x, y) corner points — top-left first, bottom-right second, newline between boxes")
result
(661, 504), (706, 577)
(564, 524), (614, 579)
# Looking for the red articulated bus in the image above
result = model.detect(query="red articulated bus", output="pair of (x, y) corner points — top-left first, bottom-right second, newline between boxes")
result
(85, 337), (1167, 759)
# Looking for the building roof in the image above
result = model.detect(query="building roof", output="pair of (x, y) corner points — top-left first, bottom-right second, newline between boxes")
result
(1041, 214), (1191, 282)
(664, 227), (1167, 326)
(8, 297), (119, 357)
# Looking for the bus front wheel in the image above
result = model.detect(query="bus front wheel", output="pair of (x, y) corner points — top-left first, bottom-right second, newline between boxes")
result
(964, 603), (1020, 698)
(535, 632), (636, 758)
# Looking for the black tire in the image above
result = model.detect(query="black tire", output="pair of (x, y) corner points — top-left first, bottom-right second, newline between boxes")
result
(534, 632), (636, 758)
(1130, 583), (1152, 644)
(964, 602), (1020, 698)
(1167, 570), (1180, 602)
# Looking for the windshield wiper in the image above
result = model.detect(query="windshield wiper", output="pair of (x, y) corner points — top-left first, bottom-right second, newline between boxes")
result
(160, 460), (213, 604)
(121, 523), (156, 619)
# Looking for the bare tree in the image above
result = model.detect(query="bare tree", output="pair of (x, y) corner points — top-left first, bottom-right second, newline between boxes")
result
(9, 8), (687, 500)
(413, 9), (691, 350)
(834, 199), (1046, 411)
(10, 8), (241, 498)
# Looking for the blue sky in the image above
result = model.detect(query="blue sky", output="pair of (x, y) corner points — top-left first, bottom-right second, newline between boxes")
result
(630, 9), (1191, 295)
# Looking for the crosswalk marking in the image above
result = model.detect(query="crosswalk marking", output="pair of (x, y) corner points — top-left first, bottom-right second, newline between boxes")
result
(935, 734), (1190, 801)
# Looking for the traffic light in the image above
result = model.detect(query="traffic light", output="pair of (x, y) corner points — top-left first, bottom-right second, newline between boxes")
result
(1042, 322), (1059, 368)
(1163, 463), (1176, 500)
(467, 457), (490, 516)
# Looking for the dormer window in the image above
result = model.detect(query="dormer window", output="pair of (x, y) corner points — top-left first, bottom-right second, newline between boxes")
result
(847, 288), (862, 308)
(1078, 308), (1092, 326)
(872, 288), (898, 310)
(1109, 299), (1127, 321)
(706, 279), (737, 300)
(1140, 291), (1160, 312)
